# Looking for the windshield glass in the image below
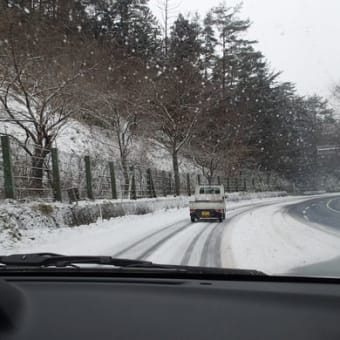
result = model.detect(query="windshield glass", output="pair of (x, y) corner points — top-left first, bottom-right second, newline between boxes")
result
(0, 0), (339, 278)
(199, 187), (221, 195)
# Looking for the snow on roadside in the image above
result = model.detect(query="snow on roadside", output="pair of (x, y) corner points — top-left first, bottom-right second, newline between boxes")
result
(0, 195), (290, 256)
(226, 191), (287, 201)
(222, 197), (340, 274)
(0, 208), (189, 255)
(0, 196), (189, 250)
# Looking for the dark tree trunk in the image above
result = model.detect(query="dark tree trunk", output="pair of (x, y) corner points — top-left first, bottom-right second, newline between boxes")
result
(172, 150), (180, 196)
(121, 158), (130, 198)
(30, 146), (50, 195)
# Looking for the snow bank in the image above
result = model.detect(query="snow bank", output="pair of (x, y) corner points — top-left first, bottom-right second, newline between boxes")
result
(68, 197), (189, 225)
(0, 197), (188, 247)
(226, 191), (287, 202)
(0, 207), (190, 255)
(302, 190), (327, 195)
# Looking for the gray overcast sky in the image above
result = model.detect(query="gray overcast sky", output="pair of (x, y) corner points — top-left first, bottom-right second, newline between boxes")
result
(150, 0), (340, 101)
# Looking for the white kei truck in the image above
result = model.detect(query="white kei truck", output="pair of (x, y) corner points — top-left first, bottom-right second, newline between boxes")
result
(189, 185), (226, 222)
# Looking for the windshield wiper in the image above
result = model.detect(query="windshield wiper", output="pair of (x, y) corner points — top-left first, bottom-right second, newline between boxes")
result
(0, 253), (155, 268)
(0, 253), (266, 276)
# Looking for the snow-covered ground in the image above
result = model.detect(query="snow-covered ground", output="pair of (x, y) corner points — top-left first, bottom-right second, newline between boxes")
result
(0, 115), (196, 172)
(222, 196), (340, 274)
(0, 196), (189, 250)
(2, 194), (340, 276)
(0, 205), (189, 255)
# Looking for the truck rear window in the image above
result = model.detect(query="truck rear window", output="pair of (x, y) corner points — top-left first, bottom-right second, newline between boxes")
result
(199, 187), (221, 194)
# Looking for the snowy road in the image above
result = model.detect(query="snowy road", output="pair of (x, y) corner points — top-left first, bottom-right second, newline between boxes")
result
(289, 196), (340, 230)
(3, 194), (340, 276)
(111, 202), (269, 268)
(287, 195), (340, 276)
(222, 194), (340, 274)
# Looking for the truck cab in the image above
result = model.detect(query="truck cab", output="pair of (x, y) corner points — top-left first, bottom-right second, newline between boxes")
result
(189, 185), (226, 222)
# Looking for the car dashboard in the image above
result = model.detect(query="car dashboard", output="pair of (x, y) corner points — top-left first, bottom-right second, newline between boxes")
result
(1, 270), (340, 340)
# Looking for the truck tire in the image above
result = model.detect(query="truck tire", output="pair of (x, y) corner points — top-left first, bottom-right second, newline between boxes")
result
(191, 217), (195, 223)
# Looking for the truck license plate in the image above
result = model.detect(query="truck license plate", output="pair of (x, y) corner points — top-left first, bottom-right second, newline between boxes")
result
(201, 211), (210, 217)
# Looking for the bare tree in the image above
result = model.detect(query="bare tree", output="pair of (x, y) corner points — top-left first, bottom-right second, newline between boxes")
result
(189, 131), (250, 182)
(190, 140), (223, 184)
(82, 91), (141, 198)
(146, 65), (201, 195)
(0, 27), (91, 191)
(77, 50), (149, 198)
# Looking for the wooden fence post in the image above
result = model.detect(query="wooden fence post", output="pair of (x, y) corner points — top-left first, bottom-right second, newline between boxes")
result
(1, 135), (15, 199)
(51, 148), (62, 202)
(109, 161), (117, 199)
(186, 173), (191, 196)
(197, 174), (201, 185)
(162, 171), (167, 196)
(130, 166), (137, 200)
(226, 177), (230, 192)
(168, 172), (172, 195)
(84, 156), (93, 200)
(235, 177), (239, 192)
(147, 168), (156, 198)
(267, 172), (271, 188)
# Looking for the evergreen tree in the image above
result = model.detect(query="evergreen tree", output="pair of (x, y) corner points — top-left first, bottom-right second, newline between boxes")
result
(211, 3), (250, 98)
(168, 13), (203, 68)
(202, 11), (217, 80)
(111, 0), (161, 60)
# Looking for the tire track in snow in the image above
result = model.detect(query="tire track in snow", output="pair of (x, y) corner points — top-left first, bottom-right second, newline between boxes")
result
(180, 204), (276, 267)
(182, 206), (265, 267)
(136, 221), (194, 260)
(209, 222), (226, 267)
(181, 222), (214, 266)
(215, 202), (280, 268)
(199, 222), (224, 267)
(199, 204), (269, 268)
(220, 203), (279, 268)
(112, 219), (189, 258)
(115, 200), (297, 267)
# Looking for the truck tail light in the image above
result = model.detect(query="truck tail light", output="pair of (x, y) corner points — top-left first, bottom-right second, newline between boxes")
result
(190, 209), (195, 213)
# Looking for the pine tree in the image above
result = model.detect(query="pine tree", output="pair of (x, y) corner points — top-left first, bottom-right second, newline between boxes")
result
(202, 11), (217, 80)
(168, 13), (203, 68)
(111, 0), (161, 61)
(211, 3), (250, 98)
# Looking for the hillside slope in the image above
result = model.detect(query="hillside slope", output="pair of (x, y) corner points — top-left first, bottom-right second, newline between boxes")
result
(0, 114), (196, 173)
